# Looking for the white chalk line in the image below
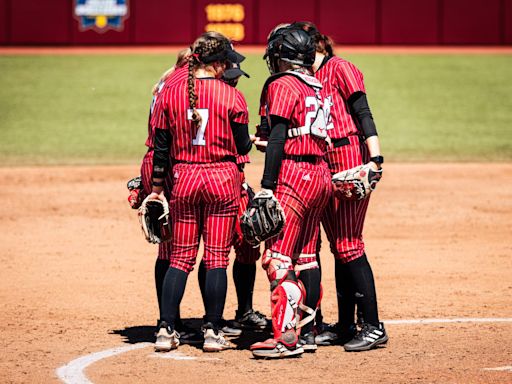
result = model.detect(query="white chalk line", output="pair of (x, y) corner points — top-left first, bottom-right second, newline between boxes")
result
(385, 317), (512, 325)
(483, 366), (512, 372)
(56, 342), (151, 384)
(56, 317), (512, 384)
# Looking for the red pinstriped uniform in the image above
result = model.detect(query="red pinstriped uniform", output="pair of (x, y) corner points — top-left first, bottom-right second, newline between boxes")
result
(266, 75), (327, 157)
(263, 74), (331, 266)
(138, 67), (188, 261)
(150, 77), (248, 273)
(316, 56), (371, 263)
(233, 165), (261, 264)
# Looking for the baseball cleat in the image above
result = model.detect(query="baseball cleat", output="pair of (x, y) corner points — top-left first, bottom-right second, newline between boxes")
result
(299, 331), (317, 352)
(203, 327), (234, 352)
(220, 319), (243, 337)
(233, 309), (269, 329)
(315, 323), (357, 346)
(251, 338), (304, 359)
(154, 322), (180, 352)
(343, 322), (388, 352)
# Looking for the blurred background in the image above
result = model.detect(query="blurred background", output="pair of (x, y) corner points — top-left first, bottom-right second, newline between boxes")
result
(1, 0), (511, 45)
(0, 0), (511, 166)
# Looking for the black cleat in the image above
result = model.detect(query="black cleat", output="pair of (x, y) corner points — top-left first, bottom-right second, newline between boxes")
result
(233, 309), (269, 330)
(315, 323), (357, 346)
(343, 322), (388, 352)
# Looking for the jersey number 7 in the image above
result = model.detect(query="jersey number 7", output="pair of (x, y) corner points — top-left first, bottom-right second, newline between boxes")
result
(188, 108), (209, 146)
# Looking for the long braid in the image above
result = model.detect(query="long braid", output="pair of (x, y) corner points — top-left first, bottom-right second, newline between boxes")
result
(188, 55), (201, 126)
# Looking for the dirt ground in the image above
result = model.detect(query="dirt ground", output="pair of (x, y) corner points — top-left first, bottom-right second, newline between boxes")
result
(1, 163), (511, 384)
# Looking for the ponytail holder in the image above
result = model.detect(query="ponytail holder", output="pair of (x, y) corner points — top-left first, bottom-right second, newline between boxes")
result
(192, 53), (201, 63)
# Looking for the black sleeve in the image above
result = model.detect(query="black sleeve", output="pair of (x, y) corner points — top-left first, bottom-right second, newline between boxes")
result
(230, 121), (252, 156)
(258, 115), (270, 138)
(152, 128), (171, 180)
(348, 91), (378, 139)
(261, 115), (289, 190)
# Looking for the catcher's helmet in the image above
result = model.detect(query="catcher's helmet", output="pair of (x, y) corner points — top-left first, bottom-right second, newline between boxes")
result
(265, 28), (315, 73)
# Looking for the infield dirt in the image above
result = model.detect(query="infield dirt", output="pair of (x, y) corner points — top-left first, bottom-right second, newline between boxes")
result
(1, 163), (511, 383)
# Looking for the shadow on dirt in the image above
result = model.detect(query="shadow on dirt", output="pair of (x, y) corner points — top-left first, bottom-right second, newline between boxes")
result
(111, 317), (271, 350)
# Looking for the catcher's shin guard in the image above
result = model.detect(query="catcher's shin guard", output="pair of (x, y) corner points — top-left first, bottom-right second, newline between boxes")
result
(271, 280), (302, 342)
(251, 279), (304, 358)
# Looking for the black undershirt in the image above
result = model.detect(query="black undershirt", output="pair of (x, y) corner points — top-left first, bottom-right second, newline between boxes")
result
(261, 115), (289, 190)
(348, 92), (378, 139)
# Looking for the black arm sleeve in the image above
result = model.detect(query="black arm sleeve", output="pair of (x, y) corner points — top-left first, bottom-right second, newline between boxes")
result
(258, 115), (270, 138)
(348, 91), (378, 139)
(261, 115), (289, 190)
(230, 121), (252, 155)
(152, 128), (171, 180)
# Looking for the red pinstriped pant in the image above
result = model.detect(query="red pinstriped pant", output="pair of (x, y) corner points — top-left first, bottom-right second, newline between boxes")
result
(266, 159), (331, 268)
(322, 135), (370, 263)
(233, 173), (261, 264)
(140, 150), (173, 260)
(169, 161), (240, 273)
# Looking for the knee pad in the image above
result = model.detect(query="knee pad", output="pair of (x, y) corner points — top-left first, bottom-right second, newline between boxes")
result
(270, 280), (303, 342)
(294, 253), (319, 274)
(262, 249), (293, 286)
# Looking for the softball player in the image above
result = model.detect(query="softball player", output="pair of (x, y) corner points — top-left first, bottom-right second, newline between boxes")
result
(250, 28), (331, 358)
(148, 32), (252, 353)
(293, 21), (388, 352)
(196, 63), (267, 331)
(133, 49), (192, 337)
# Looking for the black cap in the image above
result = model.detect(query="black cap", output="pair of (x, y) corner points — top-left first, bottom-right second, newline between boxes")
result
(223, 63), (250, 80)
(200, 42), (245, 65)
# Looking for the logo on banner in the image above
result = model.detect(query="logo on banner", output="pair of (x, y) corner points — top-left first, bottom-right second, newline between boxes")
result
(74, 0), (129, 33)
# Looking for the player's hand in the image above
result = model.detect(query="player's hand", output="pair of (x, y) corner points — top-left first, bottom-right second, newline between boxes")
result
(254, 138), (268, 152)
(147, 191), (165, 202)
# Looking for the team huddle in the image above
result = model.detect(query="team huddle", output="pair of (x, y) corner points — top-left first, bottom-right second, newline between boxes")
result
(127, 21), (388, 359)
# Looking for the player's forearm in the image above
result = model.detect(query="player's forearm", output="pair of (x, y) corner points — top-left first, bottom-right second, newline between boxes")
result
(261, 115), (288, 190)
(152, 128), (171, 193)
(365, 135), (382, 158)
(230, 121), (252, 155)
(348, 92), (378, 140)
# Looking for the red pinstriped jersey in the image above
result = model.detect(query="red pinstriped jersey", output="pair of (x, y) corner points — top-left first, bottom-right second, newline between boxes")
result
(150, 77), (249, 163)
(315, 56), (366, 139)
(265, 73), (327, 157)
(145, 65), (189, 148)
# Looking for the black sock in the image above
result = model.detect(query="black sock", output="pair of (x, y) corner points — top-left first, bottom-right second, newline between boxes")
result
(160, 267), (188, 329)
(204, 268), (228, 329)
(154, 259), (169, 314)
(335, 259), (356, 327)
(346, 254), (379, 326)
(198, 260), (207, 313)
(298, 268), (321, 335)
(233, 260), (256, 316)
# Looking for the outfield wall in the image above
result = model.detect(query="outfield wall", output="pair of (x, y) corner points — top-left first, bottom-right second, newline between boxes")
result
(1, 0), (511, 45)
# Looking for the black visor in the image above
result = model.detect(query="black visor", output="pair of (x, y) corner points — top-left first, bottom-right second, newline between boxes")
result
(223, 66), (250, 80)
(201, 44), (245, 64)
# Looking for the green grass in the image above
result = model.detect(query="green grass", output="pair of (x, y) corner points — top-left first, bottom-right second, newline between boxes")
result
(0, 53), (511, 165)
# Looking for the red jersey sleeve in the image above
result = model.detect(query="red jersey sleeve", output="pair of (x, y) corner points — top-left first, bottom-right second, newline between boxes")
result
(266, 81), (298, 120)
(336, 61), (366, 101)
(230, 89), (249, 124)
(150, 89), (171, 130)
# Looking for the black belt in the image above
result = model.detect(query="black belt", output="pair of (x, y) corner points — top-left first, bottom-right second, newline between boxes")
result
(285, 155), (321, 164)
(331, 137), (350, 148)
(174, 156), (236, 164)
(331, 136), (365, 148)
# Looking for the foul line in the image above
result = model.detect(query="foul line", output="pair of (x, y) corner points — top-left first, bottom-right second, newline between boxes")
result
(56, 317), (512, 384)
